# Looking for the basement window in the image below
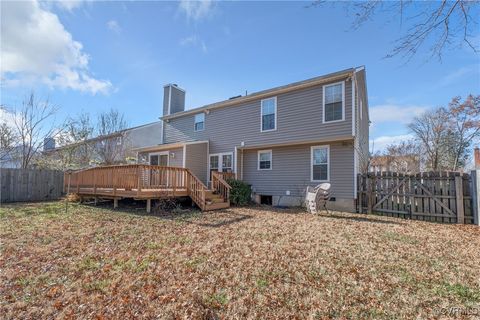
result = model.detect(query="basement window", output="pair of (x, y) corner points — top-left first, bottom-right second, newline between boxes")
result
(260, 195), (272, 205)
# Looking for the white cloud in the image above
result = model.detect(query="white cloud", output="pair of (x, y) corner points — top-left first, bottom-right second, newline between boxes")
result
(370, 134), (414, 153)
(107, 20), (121, 33)
(438, 65), (480, 87)
(55, 0), (85, 11)
(0, 107), (17, 128)
(179, 35), (208, 53)
(179, 0), (214, 21)
(0, 0), (112, 95)
(370, 104), (429, 125)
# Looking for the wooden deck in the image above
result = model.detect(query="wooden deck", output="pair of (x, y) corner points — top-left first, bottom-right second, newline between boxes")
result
(64, 165), (231, 212)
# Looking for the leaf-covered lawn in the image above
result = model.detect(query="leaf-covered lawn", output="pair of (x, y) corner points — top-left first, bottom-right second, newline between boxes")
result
(1, 201), (479, 319)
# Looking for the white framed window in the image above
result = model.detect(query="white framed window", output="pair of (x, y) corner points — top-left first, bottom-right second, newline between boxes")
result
(323, 82), (344, 123)
(261, 97), (277, 132)
(194, 113), (205, 131)
(258, 150), (272, 170)
(311, 145), (329, 182)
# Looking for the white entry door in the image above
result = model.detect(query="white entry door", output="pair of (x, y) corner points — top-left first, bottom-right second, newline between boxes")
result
(209, 152), (233, 181)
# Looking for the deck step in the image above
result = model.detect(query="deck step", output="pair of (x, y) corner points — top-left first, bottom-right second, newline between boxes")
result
(205, 197), (225, 204)
(204, 201), (230, 211)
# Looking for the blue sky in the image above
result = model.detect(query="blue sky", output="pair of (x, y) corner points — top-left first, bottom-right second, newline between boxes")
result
(1, 0), (479, 151)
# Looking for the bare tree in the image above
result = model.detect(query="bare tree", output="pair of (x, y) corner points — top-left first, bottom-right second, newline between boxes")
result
(408, 108), (451, 171)
(312, 0), (480, 61)
(408, 95), (479, 171)
(0, 120), (18, 162)
(384, 140), (421, 173)
(95, 108), (129, 165)
(447, 94), (480, 170)
(59, 113), (95, 168)
(11, 93), (59, 168)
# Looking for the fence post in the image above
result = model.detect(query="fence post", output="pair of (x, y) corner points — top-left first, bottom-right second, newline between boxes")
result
(367, 174), (373, 214)
(455, 174), (465, 224)
(471, 170), (480, 226)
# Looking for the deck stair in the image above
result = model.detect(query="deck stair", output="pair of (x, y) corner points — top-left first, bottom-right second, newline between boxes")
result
(64, 164), (231, 212)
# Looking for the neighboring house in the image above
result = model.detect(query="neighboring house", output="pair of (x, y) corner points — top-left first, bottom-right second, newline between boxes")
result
(135, 67), (370, 211)
(370, 154), (420, 174)
(45, 121), (163, 168)
(0, 145), (22, 168)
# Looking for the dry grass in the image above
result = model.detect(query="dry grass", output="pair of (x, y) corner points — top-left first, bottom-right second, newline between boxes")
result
(1, 201), (479, 319)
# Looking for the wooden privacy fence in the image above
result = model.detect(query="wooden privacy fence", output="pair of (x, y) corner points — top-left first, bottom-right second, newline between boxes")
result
(0, 168), (64, 203)
(357, 171), (476, 224)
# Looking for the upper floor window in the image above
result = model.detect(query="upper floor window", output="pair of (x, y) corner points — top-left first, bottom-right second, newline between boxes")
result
(258, 150), (272, 170)
(194, 113), (205, 131)
(261, 97), (276, 132)
(311, 145), (329, 181)
(323, 82), (344, 122)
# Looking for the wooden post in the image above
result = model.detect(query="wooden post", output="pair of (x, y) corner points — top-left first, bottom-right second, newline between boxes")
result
(137, 165), (142, 196)
(146, 199), (151, 213)
(471, 170), (480, 226)
(455, 175), (465, 224)
(93, 169), (97, 195)
(112, 168), (117, 197)
(114, 198), (118, 209)
(367, 174), (373, 214)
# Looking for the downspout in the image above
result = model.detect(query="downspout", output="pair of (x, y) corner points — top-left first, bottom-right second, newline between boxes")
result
(352, 71), (358, 200)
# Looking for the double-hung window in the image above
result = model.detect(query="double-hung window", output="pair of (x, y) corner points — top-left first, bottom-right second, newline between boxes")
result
(323, 82), (344, 122)
(311, 146), (329, 181)
(194, 113), (205, 131)
(258, 150), (272, 170)
(261, 97), (276, 132)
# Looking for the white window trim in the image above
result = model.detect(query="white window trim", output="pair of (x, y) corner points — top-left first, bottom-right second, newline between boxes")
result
(208, 152), (234, 182)
(310, 145), (330, 182)
(194, 113), (205, 132)
(322, 81), (345, 124)
(257, 149), (272, 170)
(149, 151), (169, 166)
(260, 97), (277, 132)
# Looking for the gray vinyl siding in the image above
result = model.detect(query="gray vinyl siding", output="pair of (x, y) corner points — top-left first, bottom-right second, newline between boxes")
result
(167, 147), (184, 167)
(139, 146), (184, 167)
(242, 141), (354, 199)
(185, 143), (208, 184)
(163, 86), (169, 116)
(164, 78), (353, 154)
(355, 69), (369, 171)
(125, 122), (163, 149)
(163, 86), (186, 116)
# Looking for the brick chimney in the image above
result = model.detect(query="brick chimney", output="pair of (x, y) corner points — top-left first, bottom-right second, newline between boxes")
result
(475, 147), (480, 169)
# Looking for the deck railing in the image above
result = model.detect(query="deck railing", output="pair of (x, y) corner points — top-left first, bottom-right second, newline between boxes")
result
(187, 170), (207, 211)
(64, 164), (230, 211)
(212, 171), (232, 203)
(65, 165), (189, 194)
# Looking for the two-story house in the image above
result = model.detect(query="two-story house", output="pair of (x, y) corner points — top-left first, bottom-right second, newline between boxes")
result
(135, 67), (369, 211)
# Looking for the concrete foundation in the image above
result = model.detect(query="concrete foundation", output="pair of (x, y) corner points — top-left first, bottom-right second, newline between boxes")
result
(254, 194), (355, 212)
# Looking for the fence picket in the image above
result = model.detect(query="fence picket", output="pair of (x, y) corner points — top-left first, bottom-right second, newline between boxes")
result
(357, 171), (474, 224)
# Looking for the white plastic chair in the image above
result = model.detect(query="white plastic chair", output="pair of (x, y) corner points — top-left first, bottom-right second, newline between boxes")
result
(305, 183), (331, 214)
